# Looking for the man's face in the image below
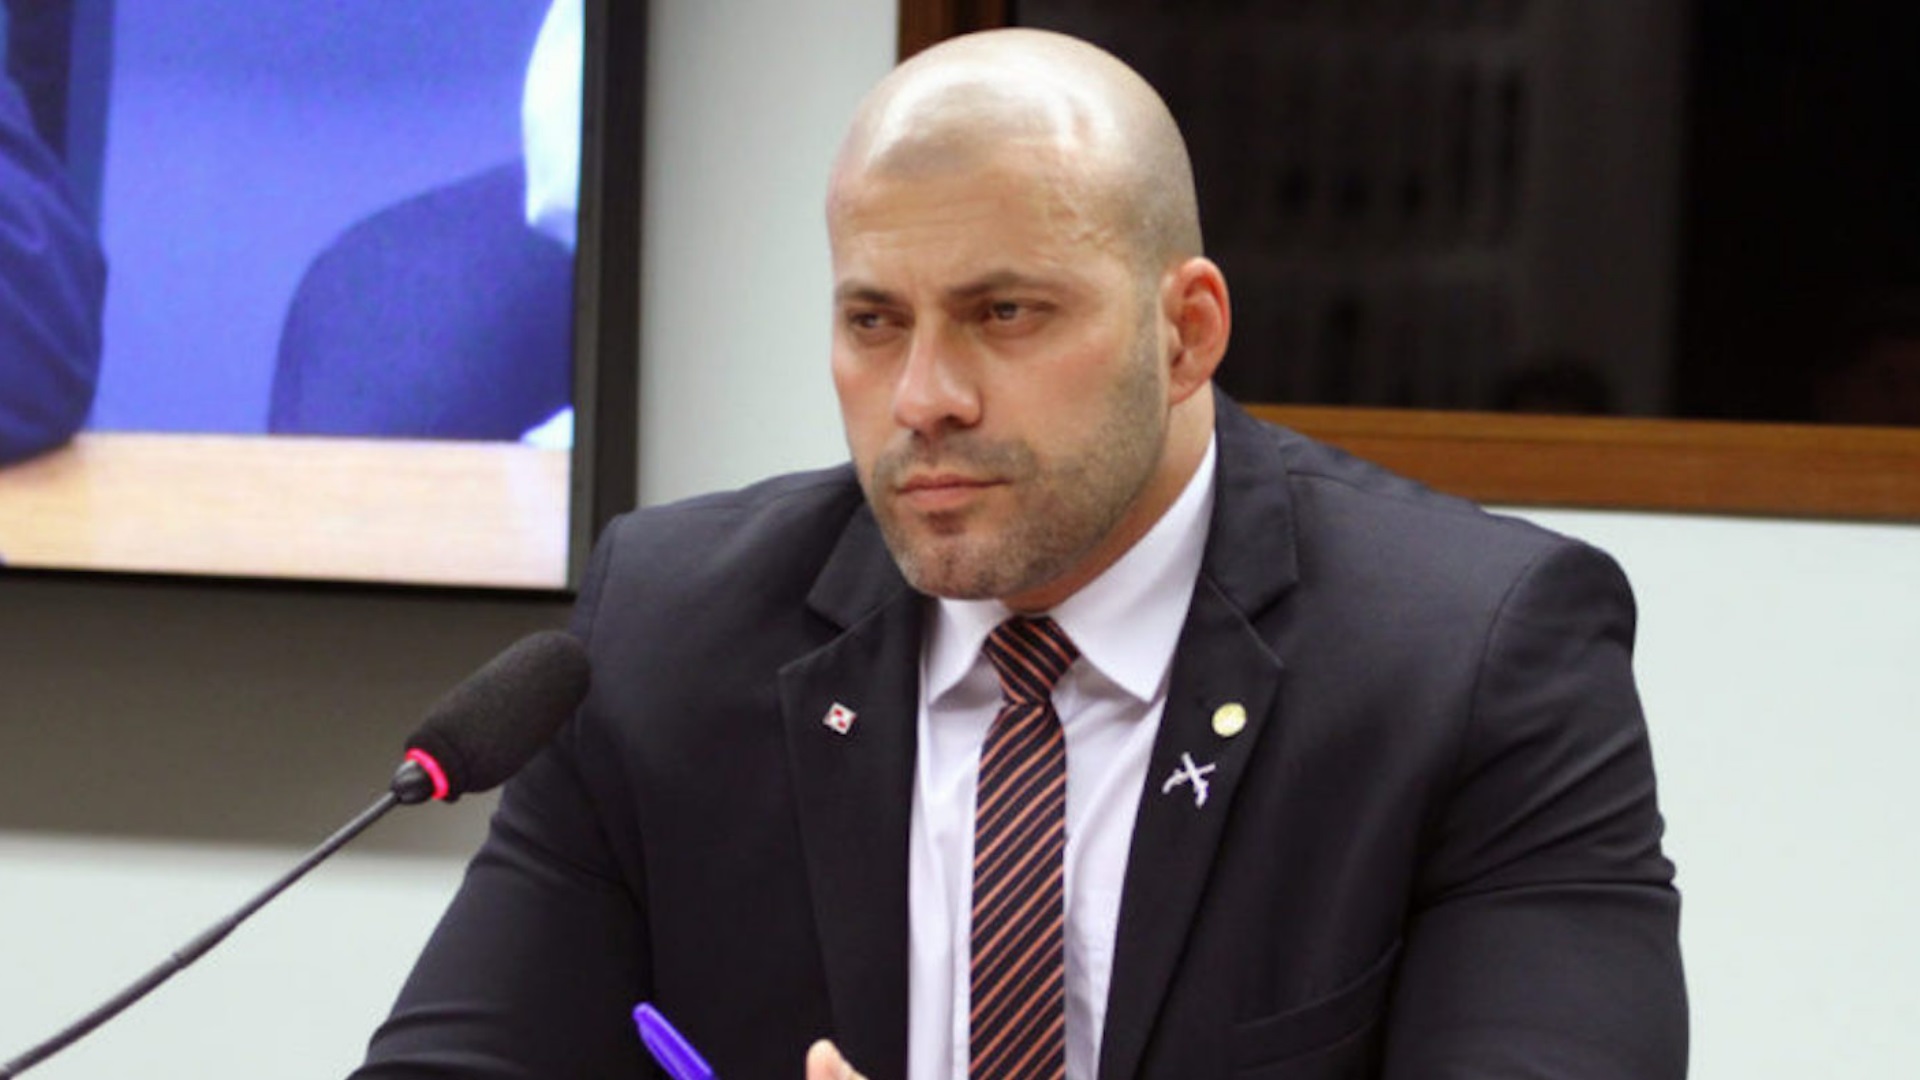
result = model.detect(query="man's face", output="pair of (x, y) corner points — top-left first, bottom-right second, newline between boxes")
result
(828, 149), (1172, 611)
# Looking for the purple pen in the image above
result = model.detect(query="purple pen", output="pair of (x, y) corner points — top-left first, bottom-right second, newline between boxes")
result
(633, 1002), (717, 1080)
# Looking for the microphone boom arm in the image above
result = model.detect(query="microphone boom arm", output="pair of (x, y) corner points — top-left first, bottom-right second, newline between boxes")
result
(0, 760), (430, 1078)
(0, 629), (583, 1077)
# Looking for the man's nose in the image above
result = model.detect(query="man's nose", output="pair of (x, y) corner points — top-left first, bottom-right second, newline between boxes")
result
(891, 325), (980, 435)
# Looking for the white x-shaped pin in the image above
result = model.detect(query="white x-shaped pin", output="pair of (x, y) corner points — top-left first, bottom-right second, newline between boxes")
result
(1160, 751), (1217, 808)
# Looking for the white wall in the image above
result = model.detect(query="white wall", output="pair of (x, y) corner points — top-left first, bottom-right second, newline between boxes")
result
(0, 836), (470, 1079)
(637, 0), (889, 502)
(2, 2), (1916, 1078)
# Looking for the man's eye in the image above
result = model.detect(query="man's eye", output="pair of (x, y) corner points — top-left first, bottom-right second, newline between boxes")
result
(987, 301), (1024, 322)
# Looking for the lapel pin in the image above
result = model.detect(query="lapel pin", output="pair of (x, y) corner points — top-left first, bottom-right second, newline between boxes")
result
(1161, 752), (1218, 808)
(822, 702), (857, 736)
(1211, 702), (1247, 738)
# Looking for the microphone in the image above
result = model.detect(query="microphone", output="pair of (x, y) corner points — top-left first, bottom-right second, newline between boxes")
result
(397, 629), (592, 803)
(0, 630), (590, 1079)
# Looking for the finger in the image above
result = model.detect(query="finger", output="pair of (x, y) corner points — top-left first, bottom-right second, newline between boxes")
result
(805, 1038), (864, 1080)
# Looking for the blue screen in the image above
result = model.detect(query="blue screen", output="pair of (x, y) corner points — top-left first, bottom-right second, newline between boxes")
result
(86, 0), (562, 436)
(0, 0), (592, 589)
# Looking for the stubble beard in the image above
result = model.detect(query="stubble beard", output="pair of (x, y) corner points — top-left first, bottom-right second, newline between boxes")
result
(866, 332), (1167, 603)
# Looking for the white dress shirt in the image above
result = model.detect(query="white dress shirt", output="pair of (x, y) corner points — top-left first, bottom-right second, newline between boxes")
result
(907, 437), (1217, 1080)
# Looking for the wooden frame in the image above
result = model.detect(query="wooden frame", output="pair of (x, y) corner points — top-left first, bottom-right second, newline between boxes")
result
(898, 4), (1920, 522)
(1248, 406), (1920, 520)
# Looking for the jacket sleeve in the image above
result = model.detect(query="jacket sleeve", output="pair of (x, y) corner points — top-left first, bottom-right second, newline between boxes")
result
(1381, 540), (1688, 1077)
(350, 530), (653, 1079)
(0, 75), (106, 466)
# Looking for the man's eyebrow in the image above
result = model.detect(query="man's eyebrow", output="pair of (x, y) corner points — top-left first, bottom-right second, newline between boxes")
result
(829, 269), (1067, 311)
(946, 270), (1057, 301)
(833, 271), (1068, 308)
(833, 282), (897, 306)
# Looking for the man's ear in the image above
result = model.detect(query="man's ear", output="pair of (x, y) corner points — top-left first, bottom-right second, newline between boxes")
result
(1161, 256), (1230, 405)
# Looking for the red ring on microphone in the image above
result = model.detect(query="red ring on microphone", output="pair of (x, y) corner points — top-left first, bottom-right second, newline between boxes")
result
(405, 748), (452, 801)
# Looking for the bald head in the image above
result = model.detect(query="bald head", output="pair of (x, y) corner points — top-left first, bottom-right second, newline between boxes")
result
(829, 29), (1203, 275)
(824, 31), (1232, 612)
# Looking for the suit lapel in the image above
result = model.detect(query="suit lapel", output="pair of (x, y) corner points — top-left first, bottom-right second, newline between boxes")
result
(1099, 397), (1300, 1080)
(779, 507), (920, 1080)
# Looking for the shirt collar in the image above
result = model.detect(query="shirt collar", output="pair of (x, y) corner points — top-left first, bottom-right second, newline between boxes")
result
(924, 435), (1218, 705)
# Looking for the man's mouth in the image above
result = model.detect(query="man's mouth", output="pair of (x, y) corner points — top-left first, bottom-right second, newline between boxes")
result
(895, 473), (1001, 512)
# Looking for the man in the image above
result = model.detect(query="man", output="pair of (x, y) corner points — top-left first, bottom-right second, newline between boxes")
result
(355, 29), (1685, 1080)
(0, 70), (105, 467)
(269, 0), (577, 443)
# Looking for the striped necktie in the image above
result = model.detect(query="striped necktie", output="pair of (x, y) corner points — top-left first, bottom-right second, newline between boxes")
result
(971, 615), (1078, 1080)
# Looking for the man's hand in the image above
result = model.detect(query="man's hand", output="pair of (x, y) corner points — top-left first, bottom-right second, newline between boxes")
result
(805, 1039), (867, 1080)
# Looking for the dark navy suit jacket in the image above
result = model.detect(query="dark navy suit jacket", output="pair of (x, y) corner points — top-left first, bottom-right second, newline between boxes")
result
(0, 74), (105, 466)
(269, 162), (572, 441)
(354, 396), (1687, 1079)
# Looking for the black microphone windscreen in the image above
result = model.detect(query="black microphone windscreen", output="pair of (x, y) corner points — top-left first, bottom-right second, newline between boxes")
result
(403, 630), (590, 800)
